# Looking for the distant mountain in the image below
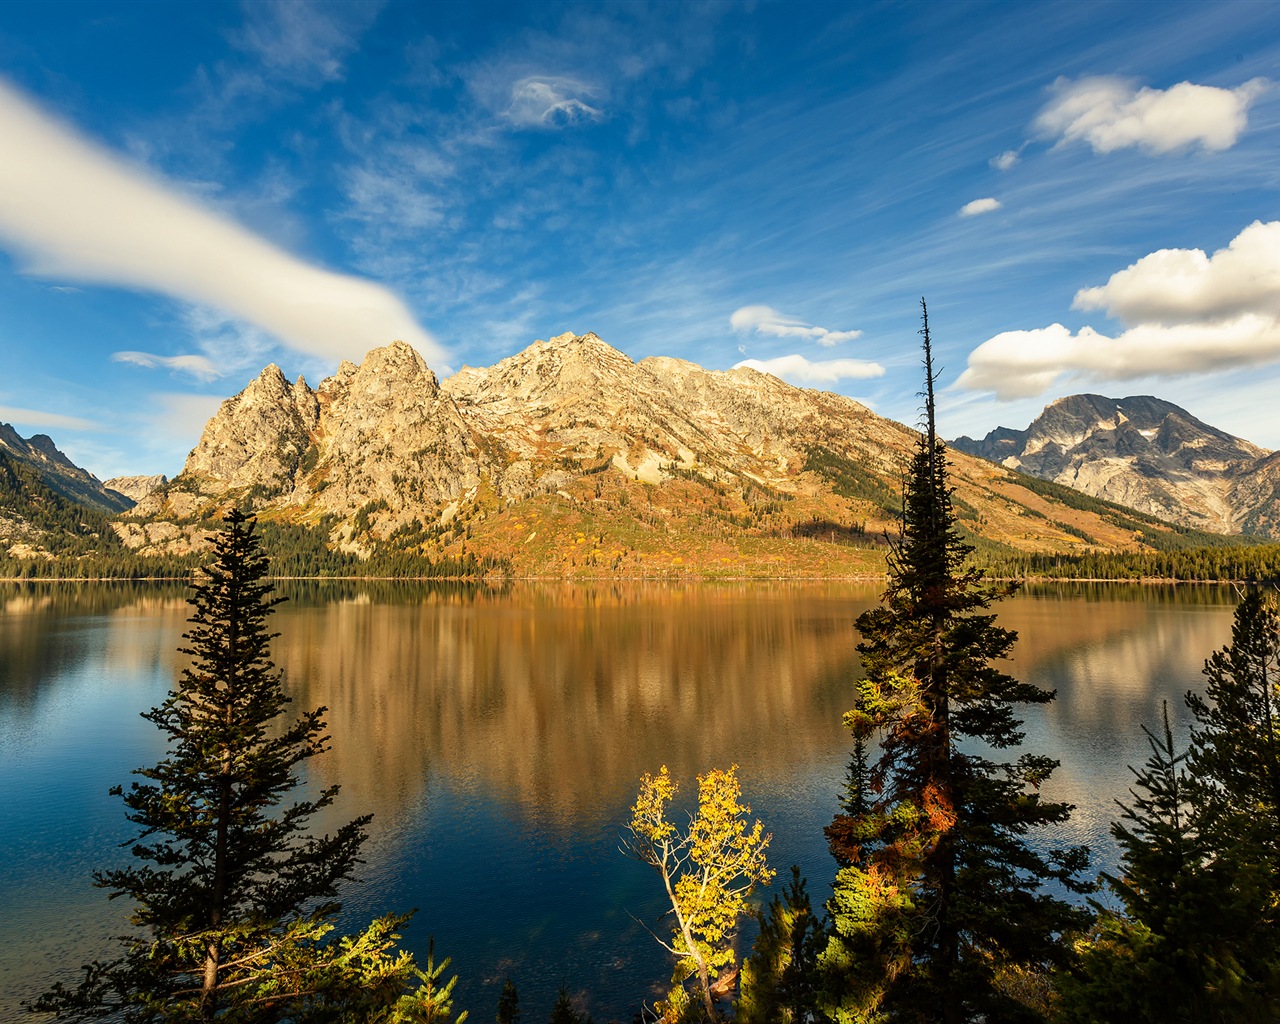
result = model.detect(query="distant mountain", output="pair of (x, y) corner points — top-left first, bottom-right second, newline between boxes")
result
(103, 474), (167, 503)
(0, 423), (133, 514)
(113, 334), (1219, 573)
(952, 394), (1280, 537)
(0, 422), (142, 563)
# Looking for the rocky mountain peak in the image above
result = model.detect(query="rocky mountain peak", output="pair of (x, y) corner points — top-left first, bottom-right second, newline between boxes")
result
(952, 394), (1273, 534)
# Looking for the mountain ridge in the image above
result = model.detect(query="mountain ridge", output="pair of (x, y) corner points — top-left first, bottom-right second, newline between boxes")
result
(106, 333), (1224, 574)
(951, 394), (1280, 537)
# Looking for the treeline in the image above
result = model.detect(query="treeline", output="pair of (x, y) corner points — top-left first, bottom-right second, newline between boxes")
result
(981, 542), (1280, 581)
(0, 516), (510, 580)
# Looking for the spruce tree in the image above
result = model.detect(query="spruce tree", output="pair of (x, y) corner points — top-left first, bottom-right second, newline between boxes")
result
(34, 510), (441, 1022)
(819, 301), (1089, 1024)
(1057, 703), (1271, 1023)
(1188, 589), (1280, 864)
(737, 867), (824, 1024)
(496, 979), (520, 1024)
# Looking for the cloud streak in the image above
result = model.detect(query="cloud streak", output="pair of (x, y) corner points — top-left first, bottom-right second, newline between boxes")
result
(1036, 75), (1267, 155)
(112, 351), (221, 380)
(0, 78), (443, 368)
(730, 305), (861, 347)
(734, 353), (884, 386)
(0, 405), (98, 432)
(959, 220), (1280, 398)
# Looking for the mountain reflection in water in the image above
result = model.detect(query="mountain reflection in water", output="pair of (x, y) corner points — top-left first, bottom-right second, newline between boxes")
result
(0, 581), (1241, 1021)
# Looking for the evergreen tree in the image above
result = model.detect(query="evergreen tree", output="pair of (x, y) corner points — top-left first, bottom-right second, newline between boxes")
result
(33, 510), (446, 1022)
(1188, 589), (1280, 864)
(395, 939), (469, 1024)
(496, 979), (520, 1024)
(1057, 703), (1270, 1023)
(819, 301), (1089, 1024)
(737, 867), (824, 1024)
(547, 987), (588, 1024)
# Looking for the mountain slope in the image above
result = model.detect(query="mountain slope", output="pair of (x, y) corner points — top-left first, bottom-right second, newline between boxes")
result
(952, 395), (1279, 537)
(0, 423), (133, 514)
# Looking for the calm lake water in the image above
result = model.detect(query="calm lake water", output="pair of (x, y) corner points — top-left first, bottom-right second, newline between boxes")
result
(0, 580), (1244, 1021)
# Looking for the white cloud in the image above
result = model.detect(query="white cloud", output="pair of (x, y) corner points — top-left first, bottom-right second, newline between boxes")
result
(111, 351), (221, 380)
(506, 76), (603, 128)
(0, 79), (444, 368)
(991, 149), (1020, 171)
(733, 354), (885, 386)
(730, 305), (862, 347)
(1035, 75), (1267, 155)
(959, 197), (1001, 217)
(0, 405), (98, 432)
(959, 220), (1280, 398)
(1073, 220), (1280, 325)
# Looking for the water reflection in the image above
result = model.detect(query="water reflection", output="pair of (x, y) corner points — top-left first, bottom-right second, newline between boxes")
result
(273, 583), (870, 828)
(0, 581), (1243, 1022)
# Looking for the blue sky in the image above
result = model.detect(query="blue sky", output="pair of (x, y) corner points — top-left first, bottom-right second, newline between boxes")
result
(1, 1), (1279, 479)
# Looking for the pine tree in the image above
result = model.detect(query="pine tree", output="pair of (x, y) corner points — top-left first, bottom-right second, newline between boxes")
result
(1057, 703), (1271, 1023)
(547, 986), (588, 1024)
(737, 867), (824, 1024)
(819, 301), (1089, 1024)
(33, 510), (443, 1022)
(1188, 589), (1280, 863)
(496, 979), (520, 1024)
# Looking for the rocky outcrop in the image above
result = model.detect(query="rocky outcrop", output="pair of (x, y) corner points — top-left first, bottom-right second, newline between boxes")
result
(952, 395), (1275, 535)
(103, 474), (167, 503)
(0, 422), (133, 513)
(128, 341), (488, 537)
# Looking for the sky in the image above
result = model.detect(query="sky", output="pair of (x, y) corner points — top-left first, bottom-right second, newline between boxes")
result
(1, 1), (1279, 480)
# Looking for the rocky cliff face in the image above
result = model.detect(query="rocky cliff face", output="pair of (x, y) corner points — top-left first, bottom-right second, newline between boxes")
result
(128, 341), (487, 548)
(103, 474), (168, 503)
(115, 334), (1212, 566)
(952, 394), (1275, 535)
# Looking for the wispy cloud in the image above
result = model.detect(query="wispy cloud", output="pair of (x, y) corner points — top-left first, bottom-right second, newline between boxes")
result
(958, 220), (1280, 398)
(507, 75), (604, 128)
(990, 149), (1020, 171)
(111, 351), (221, 380)
(0, 78), (443, 367)
(959, 197), (1001, 217)
(230, 0), (375, 88)
(730, 305), (861, 347)
(1035, 75), (1268, 155)
(0, 405), (98, 432)
(734, 353), (884, 386)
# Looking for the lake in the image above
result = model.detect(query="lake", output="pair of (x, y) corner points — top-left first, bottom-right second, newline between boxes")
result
(0, 580), (1244, 1021)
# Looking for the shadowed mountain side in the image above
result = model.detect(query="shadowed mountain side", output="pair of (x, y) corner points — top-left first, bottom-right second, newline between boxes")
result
(0, 424), (132, 515)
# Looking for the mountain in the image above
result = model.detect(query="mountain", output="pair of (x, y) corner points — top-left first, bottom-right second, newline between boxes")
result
(113, 334), (1222, 574)
(103, 474), (167, 503)
(951, 395), (1280, 537)
(0, 423), (143, 563)
(0, 423), (133, 514)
